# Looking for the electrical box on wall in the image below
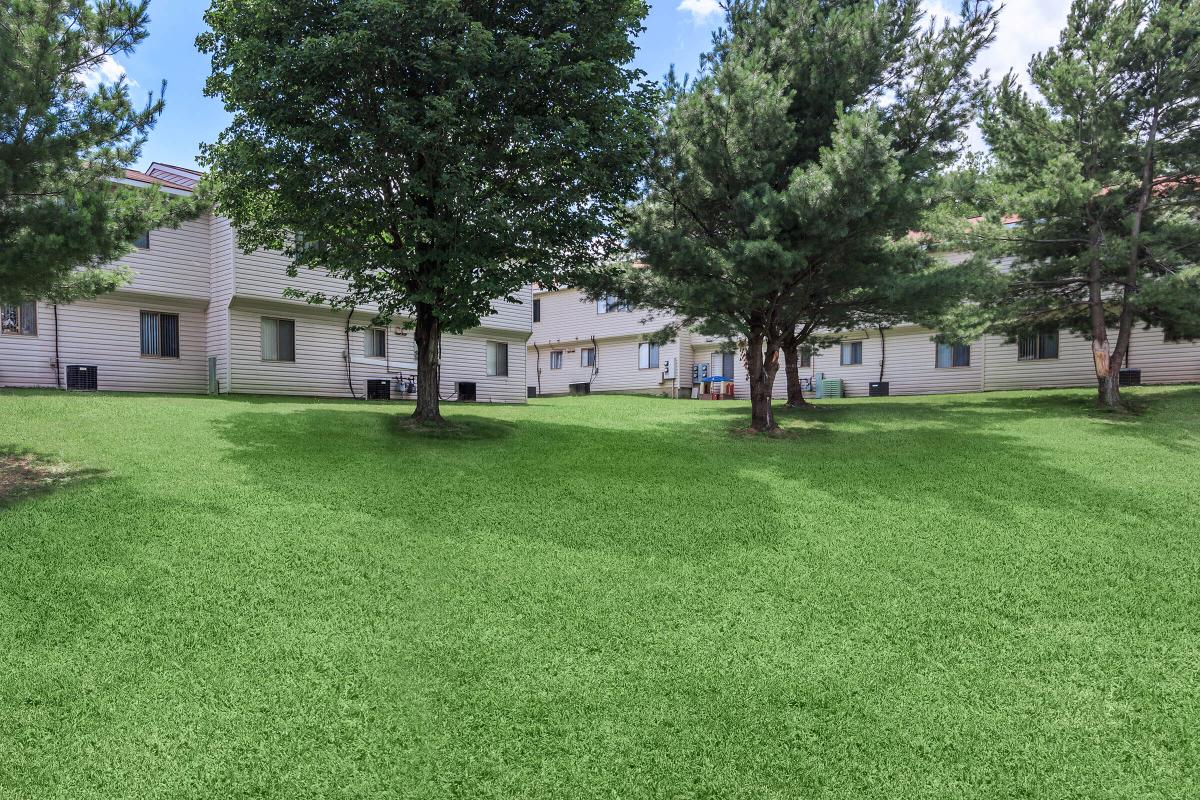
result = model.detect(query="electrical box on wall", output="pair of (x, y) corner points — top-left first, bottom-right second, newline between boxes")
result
(692, 362), (709, 383)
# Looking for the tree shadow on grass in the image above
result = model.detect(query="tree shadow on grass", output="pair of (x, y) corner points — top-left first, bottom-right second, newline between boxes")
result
(0, 446), (106, 509)
(205, 394), (1182, 564)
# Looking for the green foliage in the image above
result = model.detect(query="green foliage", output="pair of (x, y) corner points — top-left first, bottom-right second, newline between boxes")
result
(603, 0), (998, 428)
(949, 0), (1200, 404)
(0, 0), (204, 303)
(199, 0), (655, 394)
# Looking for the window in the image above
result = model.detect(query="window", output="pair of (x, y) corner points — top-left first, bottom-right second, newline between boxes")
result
(936, 342), (972, 368)
(638, 342), (660, 369)
(596, 295), (629, 314)
(365, 328), (387, 358)
(133, 231), (150, 249)
(533, 298), (541, 323)
(800, 349), (812, 368)
(261, 317), (296, 361)
(139, 311), (179, 358)
(841, 342), (863, 366)
(711, 351), (735, 379)
(581, 347), (595, 367)
(486, 341), (509, 377)
(549, 350), (564, 370)
(1018, 330), (1059, 361)
(1, 302), (37, 336)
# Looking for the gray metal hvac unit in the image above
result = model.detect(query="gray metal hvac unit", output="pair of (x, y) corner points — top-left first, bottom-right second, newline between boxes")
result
(366, 380), (391, 400)
(457, 382), (477, 402)
(569, 382), (591, 396)
(66, 365), (98, 391)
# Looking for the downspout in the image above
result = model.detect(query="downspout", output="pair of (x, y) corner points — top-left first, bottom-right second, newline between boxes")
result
(345, 307), (359, 400)
(53, 303), (62, 389)
(589, 335), (599, 388)
(877, 324), (887, 384)
(533, 342), (542, 395)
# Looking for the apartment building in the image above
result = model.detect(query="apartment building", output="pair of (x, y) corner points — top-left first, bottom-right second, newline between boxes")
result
(1, 164), (532, 402)
(528, 285), (1200, 400)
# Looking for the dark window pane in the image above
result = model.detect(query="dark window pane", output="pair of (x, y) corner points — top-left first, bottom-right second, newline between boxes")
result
(1039, 331), (1058, 359)
(160, 314), (179, 358)
(278, 319), (296, 361)
(133, 232), (150, 249)
(533, 299), (541, 323)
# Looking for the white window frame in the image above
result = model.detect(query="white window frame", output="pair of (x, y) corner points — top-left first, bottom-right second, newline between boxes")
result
(486, 341), (509, 377)
(580, 347), (595, 368)
(840, 342), (862, 366)
(549, 350), (564, 370)
(596, 295), (628, 315)
(261, 317), (296, 362)
(139, 310), (180, 358)
(936, 342), (972, 369)
(638, 342), (660, 370)
(365, 327), (387, 359)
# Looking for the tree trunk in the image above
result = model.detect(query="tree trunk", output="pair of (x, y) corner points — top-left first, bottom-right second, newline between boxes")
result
(1087, 224), (1121, 411)
(782, 338), (809, 408)
(412, 303), (444, 423)
(745, 329), (780, 432)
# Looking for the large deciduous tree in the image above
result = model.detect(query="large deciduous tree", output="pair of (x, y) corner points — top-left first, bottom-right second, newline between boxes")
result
(603, 0), (997, 432)
(962, 0), (1200, 410)
(0, 0), (200, 303)
(199, 0), (656, 424)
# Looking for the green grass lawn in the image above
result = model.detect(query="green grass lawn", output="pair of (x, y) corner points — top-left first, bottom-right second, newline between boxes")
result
(1, 387), (1198, 799)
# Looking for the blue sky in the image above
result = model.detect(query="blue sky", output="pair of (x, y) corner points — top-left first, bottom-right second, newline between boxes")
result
(110, 1), (1069, 172)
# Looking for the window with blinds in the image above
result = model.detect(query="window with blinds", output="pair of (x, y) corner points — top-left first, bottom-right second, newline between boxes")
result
(936, 342), (971, 368)
(1018, 330), (1059, 360)
(261, 317), (296, 361)
(1, 302), (37, 336)
(140, 311), (179, 357)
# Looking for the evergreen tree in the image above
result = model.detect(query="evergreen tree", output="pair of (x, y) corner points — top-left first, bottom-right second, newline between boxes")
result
(963, 0), (1200, 410)
(199, 0), (656, 424)
(605, 0), (996, 431)
(0, 0), (201, 303)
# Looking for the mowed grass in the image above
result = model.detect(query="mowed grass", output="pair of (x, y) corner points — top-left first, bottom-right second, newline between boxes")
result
(1, 386), (1198, 799)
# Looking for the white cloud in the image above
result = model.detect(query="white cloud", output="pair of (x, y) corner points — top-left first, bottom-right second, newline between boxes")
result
(82, 55), (138, 91)
(678, 0), (722, 25)
(923, 0), (1071, 152)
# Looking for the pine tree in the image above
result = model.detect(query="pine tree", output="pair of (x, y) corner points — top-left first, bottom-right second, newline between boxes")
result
(199, 0), (656, 424)
(605, 0), (996, 431)
(967, 0), (1200, 410)
(0, 0), (201, 303)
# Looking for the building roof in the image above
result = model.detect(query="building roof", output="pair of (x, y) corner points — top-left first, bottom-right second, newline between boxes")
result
(122, 168), (195, 193)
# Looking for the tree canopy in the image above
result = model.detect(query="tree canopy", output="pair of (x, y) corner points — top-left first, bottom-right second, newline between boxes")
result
(948, 0), (1200, 409)
(0, 0), (202, 304)
(199, 0), (657, 423)
(596, 0), (997, 431)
